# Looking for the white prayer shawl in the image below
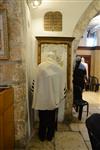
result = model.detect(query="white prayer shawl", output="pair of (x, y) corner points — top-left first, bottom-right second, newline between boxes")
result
(81, 62), (88, 79)
(32, 59), (65, 110)
(81, 57), (88, 79)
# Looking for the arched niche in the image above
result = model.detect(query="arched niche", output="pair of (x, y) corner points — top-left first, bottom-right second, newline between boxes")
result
(36, 36), (75, 90)
(36, 36), (75, 121)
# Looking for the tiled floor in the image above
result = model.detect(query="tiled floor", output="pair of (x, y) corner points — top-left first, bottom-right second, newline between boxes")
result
(26, 90), (100, 150)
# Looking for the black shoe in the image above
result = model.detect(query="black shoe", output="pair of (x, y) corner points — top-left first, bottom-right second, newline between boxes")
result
(38, 130), (46, 141)
(47, 130), (54, 141)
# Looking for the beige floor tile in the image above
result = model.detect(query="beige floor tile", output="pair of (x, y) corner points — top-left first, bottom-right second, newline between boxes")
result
(26, 91), (100, 150)
(78, 123), (90, 141)
(55, 131), (88, 150)
(69, 123), (80, 131)
(57, 122), (70, 131)
(26, 133), (55, 150)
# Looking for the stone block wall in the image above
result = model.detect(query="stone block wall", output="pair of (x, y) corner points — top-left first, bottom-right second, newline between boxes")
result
(64, 90), (73, 123)
(0, 0), (28, 148)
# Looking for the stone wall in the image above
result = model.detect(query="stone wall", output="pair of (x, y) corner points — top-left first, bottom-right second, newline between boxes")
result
(64, 90), (73, 123)
(0, 0), (28, 148)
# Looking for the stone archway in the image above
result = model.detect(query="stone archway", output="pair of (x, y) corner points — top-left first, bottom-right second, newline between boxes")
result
(68, 0), (100, 121)
(73, 0), (100, 53)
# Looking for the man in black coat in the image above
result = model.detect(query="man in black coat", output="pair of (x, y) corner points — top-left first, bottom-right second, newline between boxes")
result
(73, 56), (86, 104)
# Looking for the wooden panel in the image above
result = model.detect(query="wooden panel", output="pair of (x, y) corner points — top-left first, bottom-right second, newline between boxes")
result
(4, 105), (14, 150)
(0, 94), (3, 114)
(0, 116), (3, 150)
(0, 87), (14, 150)
(3, 88), (13, 111)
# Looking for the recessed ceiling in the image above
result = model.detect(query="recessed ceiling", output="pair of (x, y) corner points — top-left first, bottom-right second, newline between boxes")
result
(87, 15), (100, 33)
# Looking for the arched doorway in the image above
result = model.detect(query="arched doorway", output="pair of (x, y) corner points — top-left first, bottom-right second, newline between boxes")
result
(73, 1), (100, 52)
(72, 0), (100, 121)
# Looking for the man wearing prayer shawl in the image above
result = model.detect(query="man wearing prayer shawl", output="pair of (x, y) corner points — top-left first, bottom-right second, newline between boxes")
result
(32, 52), (65, 141)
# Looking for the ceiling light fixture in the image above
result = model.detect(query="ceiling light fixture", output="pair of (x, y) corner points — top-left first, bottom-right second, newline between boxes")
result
(32, 0), (42, 7)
